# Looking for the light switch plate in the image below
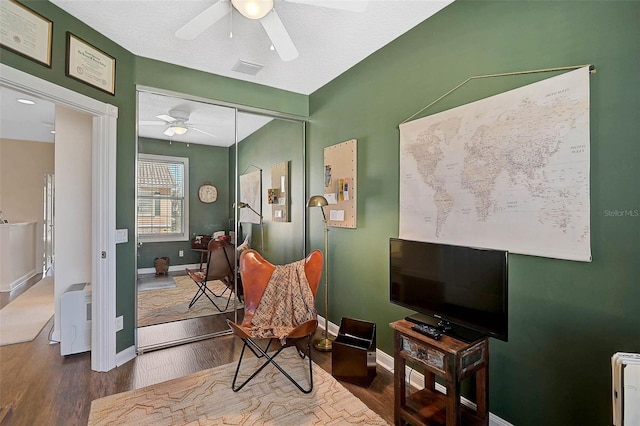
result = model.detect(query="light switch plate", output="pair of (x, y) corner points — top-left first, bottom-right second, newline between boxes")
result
(115, 315), (123, 331)
(115, 229), (128, 244)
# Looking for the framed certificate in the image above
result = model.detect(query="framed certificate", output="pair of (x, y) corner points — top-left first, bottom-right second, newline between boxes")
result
(65, 32), (116, 95)
(0, 0), (53, 67)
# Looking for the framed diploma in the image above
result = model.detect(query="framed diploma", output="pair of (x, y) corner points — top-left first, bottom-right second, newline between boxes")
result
(0, 0), (53, 67)
(65, 32), (116, 95)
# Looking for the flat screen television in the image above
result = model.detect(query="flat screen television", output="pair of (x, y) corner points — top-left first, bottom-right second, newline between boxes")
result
(390, 238), (508, 342)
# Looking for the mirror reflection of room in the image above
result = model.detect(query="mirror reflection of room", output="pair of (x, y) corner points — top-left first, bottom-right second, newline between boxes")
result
(135, 92), (239, 351)
(135, 93), (305, 352)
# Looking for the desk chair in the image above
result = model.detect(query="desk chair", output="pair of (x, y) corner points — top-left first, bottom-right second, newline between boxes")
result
(185, 239), (237, 312)
(227, 249), (323, 393)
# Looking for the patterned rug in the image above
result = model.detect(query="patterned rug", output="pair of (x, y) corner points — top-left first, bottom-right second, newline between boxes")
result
(137, 275), (242, 327)
(88, 349), (389, 425)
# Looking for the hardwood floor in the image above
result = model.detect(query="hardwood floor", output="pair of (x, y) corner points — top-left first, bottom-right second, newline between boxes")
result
(0, 320), (395, 425)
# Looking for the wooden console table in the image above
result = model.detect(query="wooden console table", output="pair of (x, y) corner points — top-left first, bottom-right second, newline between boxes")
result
(390, 319), (489, 426)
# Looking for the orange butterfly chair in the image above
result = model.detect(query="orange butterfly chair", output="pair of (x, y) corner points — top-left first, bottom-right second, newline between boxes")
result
(185, 238), (238, 312)
(227, 249), (323, 393)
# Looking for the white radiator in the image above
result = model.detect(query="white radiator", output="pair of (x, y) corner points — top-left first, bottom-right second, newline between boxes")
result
(612, 352), (640, 426)
(60, 283), (91, 356)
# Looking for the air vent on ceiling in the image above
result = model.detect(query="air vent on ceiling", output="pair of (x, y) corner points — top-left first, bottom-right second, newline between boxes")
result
(232, 60), (264, 76)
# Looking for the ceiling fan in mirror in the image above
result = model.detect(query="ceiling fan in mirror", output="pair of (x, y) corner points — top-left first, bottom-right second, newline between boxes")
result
(140, 109), (216, 138)
(175, 0), (368, 62)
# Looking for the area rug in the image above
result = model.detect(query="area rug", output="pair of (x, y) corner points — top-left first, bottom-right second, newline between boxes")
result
(137, 275), (242, 327)
(0, 276), (54, 346)
(88, 348), (389, 425)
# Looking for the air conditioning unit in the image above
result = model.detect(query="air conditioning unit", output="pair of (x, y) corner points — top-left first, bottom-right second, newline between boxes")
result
(60, 283), (91, 356)
(612, 352), (640, 426)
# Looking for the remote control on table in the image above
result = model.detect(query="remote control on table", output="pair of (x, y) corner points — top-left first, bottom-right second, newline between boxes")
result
(411, 324), (443, 340)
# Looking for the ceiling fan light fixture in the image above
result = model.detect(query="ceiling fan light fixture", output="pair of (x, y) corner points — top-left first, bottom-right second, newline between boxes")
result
(232, 0), (273, 20)
(169, 125), (188, 135)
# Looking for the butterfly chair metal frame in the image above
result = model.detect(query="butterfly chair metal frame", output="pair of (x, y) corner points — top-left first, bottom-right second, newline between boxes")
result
(185, 239), (236, 312)
(227, 249), (323, 393)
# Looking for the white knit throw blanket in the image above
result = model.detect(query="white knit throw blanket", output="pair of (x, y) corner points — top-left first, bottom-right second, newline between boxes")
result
(249, 259), (317, 344)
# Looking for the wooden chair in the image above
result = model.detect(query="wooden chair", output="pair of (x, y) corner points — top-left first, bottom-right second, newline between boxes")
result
(227, 249), (323, 393)
(185, 238), (238, 311)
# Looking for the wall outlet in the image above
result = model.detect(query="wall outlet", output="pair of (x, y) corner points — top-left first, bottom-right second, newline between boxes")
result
(179, 250), (184, 257)
(115, 315), (123, 331)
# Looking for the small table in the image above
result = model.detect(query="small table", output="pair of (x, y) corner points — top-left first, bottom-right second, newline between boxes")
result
(192, 248), (207, 270)
(390, 319), (489, 426)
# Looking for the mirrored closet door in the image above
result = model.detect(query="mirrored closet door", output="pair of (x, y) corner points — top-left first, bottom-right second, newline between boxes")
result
(135, 90), (305, 353)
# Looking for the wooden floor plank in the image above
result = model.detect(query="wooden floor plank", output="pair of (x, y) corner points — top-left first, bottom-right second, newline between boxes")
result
(0, 319), (395, 425)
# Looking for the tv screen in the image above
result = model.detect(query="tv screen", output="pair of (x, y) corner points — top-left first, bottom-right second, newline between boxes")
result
(390, 238), (508, 342)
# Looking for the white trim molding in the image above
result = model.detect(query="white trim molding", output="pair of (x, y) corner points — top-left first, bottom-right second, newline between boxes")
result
(137, 263), (199, 276)
(91, 108), (118, 372)
(116, 345), (137, 367)
(316, 315), (512, 426)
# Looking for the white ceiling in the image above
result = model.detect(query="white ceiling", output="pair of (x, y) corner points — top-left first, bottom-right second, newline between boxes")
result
(49, 0), (453, 95)
(1, 0), (453, 145)
(0, 86), (56, 143)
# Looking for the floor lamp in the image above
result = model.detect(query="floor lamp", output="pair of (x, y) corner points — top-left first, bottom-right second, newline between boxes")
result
(236, 201), (263, 253)
(307, 195), (332, 351)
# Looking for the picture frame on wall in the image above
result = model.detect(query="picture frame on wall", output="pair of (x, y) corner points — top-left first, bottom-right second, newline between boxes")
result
(0, 0), (53, 68)
(65, 32), (116, 95)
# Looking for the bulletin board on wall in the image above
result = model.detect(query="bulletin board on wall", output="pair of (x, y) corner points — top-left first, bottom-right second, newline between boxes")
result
(323, 139), (357, 228)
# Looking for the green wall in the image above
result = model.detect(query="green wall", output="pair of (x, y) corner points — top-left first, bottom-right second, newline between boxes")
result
(137, 137), (231, 269)
(135, 57), (308, 118)
(236, 118), (305, 265)
(307, 1), (639, 425)
(1, 0), (138, 352)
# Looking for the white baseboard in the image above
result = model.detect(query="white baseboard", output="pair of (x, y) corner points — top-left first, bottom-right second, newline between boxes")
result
(1, 269), (37, 292)
(316, 315), (512, 426)
(116, 345), (136, 367)
(137, 263), (199, 275)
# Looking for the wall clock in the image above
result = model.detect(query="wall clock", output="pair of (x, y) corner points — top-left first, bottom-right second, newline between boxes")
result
(198, 182), (218, 203)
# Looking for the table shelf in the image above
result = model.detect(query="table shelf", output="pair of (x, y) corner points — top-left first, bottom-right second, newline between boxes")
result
(390, 319), (489, 426)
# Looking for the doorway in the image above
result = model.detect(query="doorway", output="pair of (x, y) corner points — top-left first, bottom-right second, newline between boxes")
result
(1, 63), (118, 371)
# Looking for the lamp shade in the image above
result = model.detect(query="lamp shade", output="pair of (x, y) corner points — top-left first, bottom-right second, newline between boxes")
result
(306, 195), (328, 208)
(231, 0), (273, 20)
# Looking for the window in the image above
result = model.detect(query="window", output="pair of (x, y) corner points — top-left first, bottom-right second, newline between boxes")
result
(137, 154), (189, 242)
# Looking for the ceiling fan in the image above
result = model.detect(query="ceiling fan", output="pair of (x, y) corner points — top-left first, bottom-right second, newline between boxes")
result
(175, 0), (368, 61)
(140, 109), (216, 138)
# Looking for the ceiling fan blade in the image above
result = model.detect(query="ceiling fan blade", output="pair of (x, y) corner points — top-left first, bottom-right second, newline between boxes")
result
(191, 127), (216, 137)
(284, 0), (368, 12)
(175, 0), (232, 40)
(156, 114), (176, 122)
(260, 10), (298, 62)
(139, 120), (168, 126)
(163, 128), (176, 137)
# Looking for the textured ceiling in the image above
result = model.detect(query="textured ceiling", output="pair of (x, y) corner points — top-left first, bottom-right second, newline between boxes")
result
(50, 0), (453, 95)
